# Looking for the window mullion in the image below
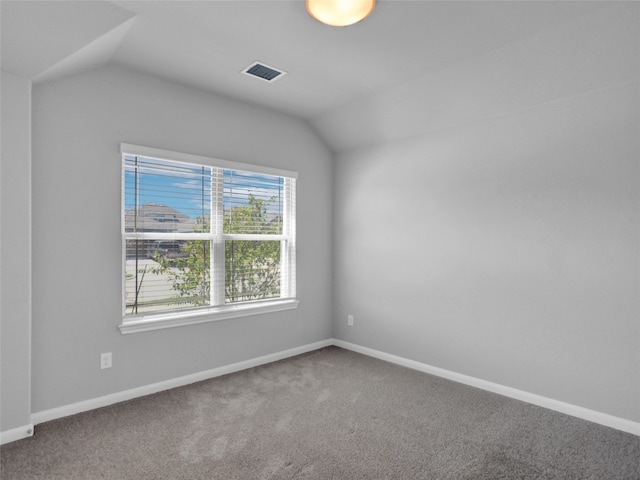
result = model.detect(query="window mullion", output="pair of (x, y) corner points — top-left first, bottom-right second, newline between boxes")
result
(221, 234), (286, 241)
(125, 232), (211, 241)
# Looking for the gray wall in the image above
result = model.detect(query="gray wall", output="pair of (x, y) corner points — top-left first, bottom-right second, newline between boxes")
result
(327, 4), (640, 422)
(1, 71), (32, 433)
(30, 65), (332, 413)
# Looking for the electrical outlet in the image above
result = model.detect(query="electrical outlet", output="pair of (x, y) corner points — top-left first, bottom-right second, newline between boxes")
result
(100, 352), (112, 369)
(348, 315), (354, 326)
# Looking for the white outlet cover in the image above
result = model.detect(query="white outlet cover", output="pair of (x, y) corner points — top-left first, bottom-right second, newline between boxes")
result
(100, 352), (112, 369)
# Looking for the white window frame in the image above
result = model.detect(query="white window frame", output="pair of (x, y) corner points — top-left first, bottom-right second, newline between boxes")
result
(119, 144), (298, 334)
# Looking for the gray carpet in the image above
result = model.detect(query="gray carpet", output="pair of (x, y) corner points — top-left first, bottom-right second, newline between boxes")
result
(2, 346), (639, 479)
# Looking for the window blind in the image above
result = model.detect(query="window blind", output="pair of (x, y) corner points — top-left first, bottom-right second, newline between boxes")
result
(122, 150), (296, 318)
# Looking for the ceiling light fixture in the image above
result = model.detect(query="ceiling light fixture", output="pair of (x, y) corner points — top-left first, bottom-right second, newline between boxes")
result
(306, 0), (376, 27)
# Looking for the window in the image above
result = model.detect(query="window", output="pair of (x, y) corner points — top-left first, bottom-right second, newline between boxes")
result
(121, 144), (297, 333)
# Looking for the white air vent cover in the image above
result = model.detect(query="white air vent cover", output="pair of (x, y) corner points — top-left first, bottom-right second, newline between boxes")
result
(242, 61), (287, 83)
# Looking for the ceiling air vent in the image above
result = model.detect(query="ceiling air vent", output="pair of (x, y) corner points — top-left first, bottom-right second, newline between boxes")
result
(242, 61), (287, 83)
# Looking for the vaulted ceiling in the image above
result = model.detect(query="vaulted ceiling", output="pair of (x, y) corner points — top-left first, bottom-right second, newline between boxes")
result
(1, 1), (629, 151)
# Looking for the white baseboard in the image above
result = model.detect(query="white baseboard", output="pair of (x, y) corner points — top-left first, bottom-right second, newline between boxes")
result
(27, 337), (639, 437)
(31, 339), (333, 426)
(0, 423), (34, 445)
(333, 339), (640, 436)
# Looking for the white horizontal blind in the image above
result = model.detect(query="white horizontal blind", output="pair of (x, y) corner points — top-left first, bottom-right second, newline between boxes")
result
(223, 169), (288, 304)
(122, 150), (296, 318)
(281, 177), (296, 299)
(124, 156), (213, 233)
(224, 170), (284, 235)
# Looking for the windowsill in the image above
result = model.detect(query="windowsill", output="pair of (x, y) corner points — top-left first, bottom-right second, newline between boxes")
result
(119, 299), (299, 334)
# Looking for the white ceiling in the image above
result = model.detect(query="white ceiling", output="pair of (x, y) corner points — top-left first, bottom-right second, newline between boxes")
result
(1, 0), (608, 123)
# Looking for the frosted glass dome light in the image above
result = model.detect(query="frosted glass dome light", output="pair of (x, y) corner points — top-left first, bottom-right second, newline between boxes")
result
(306, 0), (376, 27)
